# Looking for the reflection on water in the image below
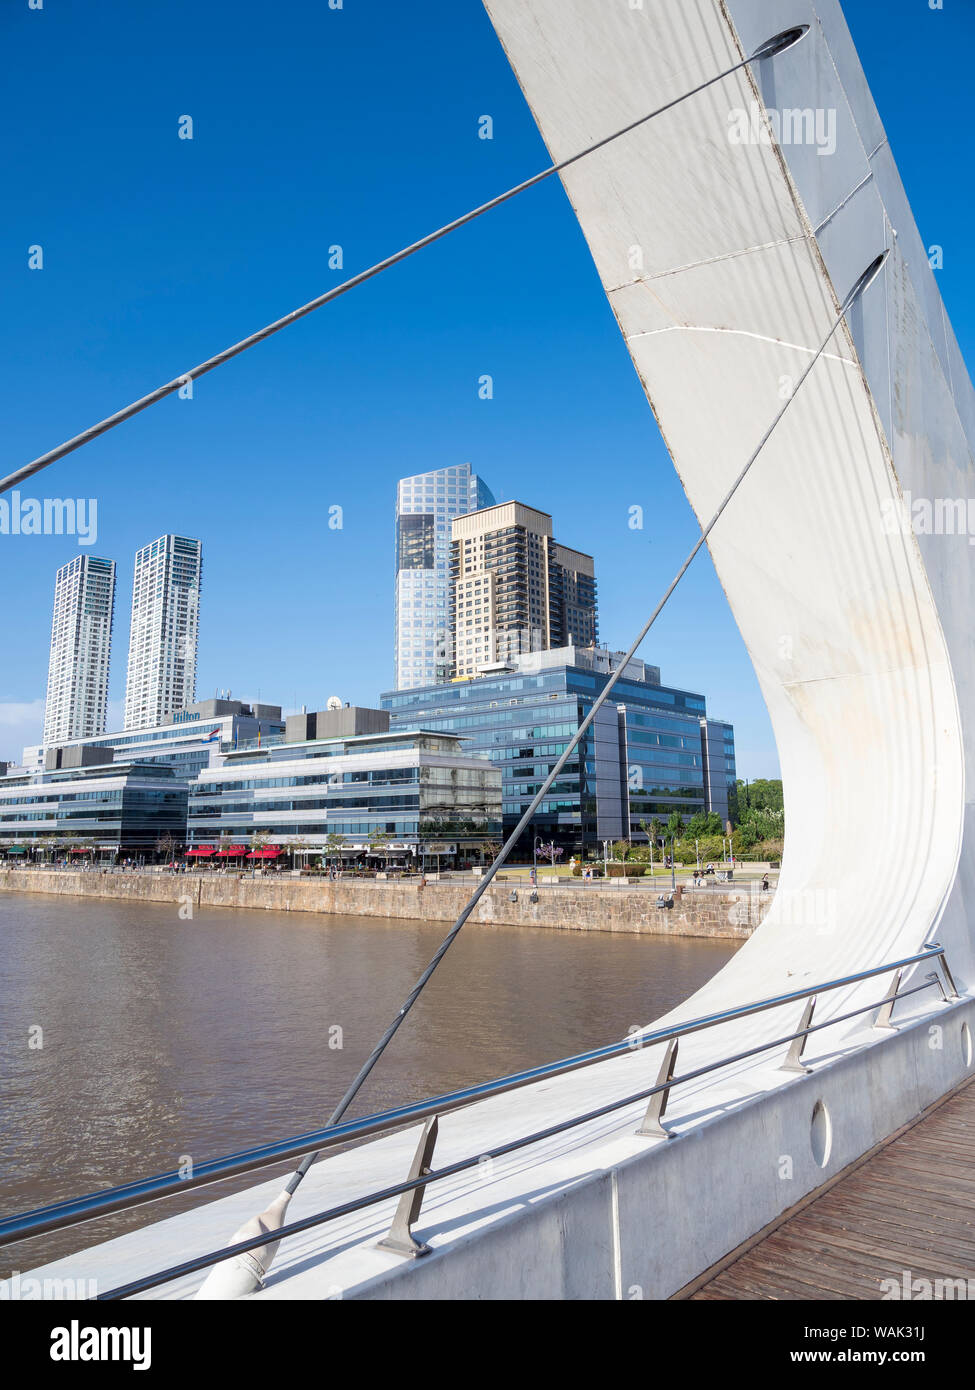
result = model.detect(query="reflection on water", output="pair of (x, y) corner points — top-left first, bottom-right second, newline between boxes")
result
(0, 892), (738, 1273)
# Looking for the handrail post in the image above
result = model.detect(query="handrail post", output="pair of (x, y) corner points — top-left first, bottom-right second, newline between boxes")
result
(376, 1115), (439, 1258)
(637, 1037), (678, 1139)
(779, 996), (815, 1073)
(926, 970), (949, 1004)
(926, 943), (961, 1000)
(874, 970), (902, 1030)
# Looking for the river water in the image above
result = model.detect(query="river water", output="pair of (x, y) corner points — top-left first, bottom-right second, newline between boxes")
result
(0, 892), (739, 1275)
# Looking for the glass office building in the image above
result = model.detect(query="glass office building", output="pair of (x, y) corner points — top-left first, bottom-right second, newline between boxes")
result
(394, 465), (495, 690)
(382, 646), (736, 857)
(0, 761), (188, 857)
(187, 728), (502, 863)
(22, 699), (285, 784)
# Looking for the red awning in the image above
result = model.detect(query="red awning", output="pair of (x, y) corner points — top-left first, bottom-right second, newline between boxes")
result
(70, 847), (92, 854)
(216, 845), (248, 856)
(246, 848), (281, 859)
(186, 846), (215, 857)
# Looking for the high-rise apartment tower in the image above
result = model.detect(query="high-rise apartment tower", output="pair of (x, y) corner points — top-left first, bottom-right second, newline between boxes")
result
(123, 534), (202, 731)
(42, 555), (117, 744)
(448, 501), (597, 679)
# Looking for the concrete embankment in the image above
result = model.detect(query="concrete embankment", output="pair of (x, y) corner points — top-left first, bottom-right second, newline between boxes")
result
(0, 868), (767, 939)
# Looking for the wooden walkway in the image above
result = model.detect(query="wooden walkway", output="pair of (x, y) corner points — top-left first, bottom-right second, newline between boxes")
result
(681, 1076), (975, 1300)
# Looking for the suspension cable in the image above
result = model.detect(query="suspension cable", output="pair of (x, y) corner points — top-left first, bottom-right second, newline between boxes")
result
(0, 26), (809, 497)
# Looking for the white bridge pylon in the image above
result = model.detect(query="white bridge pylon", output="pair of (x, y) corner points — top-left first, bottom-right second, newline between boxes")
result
(484, 0), (975, 1015)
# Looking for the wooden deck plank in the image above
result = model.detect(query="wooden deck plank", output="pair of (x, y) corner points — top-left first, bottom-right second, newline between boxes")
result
(793, 1212), (975, 1268)
(686, 1073), (975, 1300)
(846, 1179), (975, 1225)
(727, 1246), (891, 1299)
(818, 1189), (975, 1242)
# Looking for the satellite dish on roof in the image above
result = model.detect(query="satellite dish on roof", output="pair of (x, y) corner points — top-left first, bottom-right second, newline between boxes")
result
(326, 696), (342, 711)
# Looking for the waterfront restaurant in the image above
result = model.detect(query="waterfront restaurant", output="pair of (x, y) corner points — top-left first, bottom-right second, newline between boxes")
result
(0, 760), (189, 860)
(186, 723), (502, 869)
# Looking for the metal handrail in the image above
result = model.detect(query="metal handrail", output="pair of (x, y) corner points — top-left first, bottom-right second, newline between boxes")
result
(0, 944), (957, 1257)
(96, 970), (952, 1300)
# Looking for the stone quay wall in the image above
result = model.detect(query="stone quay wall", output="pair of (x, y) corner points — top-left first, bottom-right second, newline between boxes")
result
(0, 868), (771, 939)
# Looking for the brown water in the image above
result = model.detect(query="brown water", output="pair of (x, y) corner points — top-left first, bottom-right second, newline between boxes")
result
(0, 892), (738, 1274)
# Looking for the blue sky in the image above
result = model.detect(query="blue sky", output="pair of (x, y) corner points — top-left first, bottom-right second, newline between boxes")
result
(1, 0), (972, 773)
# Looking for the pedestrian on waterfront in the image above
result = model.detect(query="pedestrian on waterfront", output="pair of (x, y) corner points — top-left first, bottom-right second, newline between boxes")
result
(530, 865), (537, 886)
(761, 873), (770, 892)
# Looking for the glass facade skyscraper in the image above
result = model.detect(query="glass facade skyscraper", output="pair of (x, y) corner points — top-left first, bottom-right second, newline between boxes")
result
(394, 465), (494, 689)
(382, 646), (736, 857)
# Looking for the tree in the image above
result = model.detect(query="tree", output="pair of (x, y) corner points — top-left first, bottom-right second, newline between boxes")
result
(34, 836), (56, 865)
(367, 829), (392, 869)
(156, 832), (176, 865)
(733, 778), (783, 820)
(734, 821), (759, 850)
(479, 839), (501, 867)
(537, 841), (564, 864)
(323, 832), (345, 871)
(248, 832), (269, 871)
(666, 811), (684, 838)
(686, 811), (723, 838)
(731, 779), (785, 847)
(608, 840), (630, 862)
